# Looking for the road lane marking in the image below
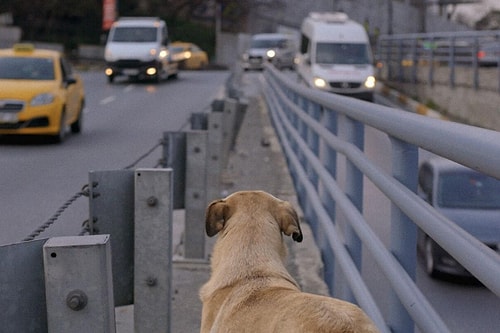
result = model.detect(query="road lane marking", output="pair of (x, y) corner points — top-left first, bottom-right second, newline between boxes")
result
(100, 95), (116, 105)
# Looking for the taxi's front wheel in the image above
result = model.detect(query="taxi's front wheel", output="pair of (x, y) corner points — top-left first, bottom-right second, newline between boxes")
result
(71, 102), (84, 134)
(52, 110), (67, 143)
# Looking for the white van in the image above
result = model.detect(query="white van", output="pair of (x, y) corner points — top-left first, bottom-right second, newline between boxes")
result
(295, 12), (376, 101)
(104, 17), (178, 83)
(242, 33), (296, 71)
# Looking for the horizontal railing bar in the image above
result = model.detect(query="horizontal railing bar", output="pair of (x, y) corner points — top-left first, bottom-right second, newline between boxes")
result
(264, 64), (500, 180)
(379, 30), (500, 40)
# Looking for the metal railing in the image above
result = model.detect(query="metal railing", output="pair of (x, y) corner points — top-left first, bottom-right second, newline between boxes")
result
(377, 30), (500, 92)
(261, 63), (500, 333)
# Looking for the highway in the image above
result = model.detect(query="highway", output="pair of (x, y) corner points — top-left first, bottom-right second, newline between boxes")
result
(1, 69), (499, 332)
(0, 70), (229, 244)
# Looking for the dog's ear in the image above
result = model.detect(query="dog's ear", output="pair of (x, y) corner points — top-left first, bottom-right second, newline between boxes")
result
(205, 199), (229, 237)
(275, 201), (303, 242)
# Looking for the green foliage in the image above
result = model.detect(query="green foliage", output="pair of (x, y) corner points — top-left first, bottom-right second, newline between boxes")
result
(167, 17), (215, 59)
(8, 0), (103, 49)
(3, 0), (217, 57)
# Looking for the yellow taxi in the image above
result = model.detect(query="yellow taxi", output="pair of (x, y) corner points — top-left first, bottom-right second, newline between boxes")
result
(170, 42), (209, 70)
(0, 44), (85, 142)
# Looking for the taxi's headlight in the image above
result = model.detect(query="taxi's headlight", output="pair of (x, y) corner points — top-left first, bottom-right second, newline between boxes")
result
(313, 77), (327, 89)
(364, 76), (376, 89)
(266, 49), (276, 58)
(31, 93), (54, 106)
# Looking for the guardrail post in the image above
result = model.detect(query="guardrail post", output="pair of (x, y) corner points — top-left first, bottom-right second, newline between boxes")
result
(134, 168), (173, 333)
(221, 98), (238, 167)
(185, 131), (208, 259)
(89, 170), (135, 306)
(319, 107), (338, 293)
(389, 137), (418, 333)
(43, 235), (115, 333)
(206, 111), (223, 203)
(162, 132), (187, 209)
(337, 115), (364, 302)
(1, 240), (48, 332)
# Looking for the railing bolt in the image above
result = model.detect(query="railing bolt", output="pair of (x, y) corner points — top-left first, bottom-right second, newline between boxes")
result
(66, 290), (88, 311)
(147, 196), (158, 207)
(146, 276), (157, 287)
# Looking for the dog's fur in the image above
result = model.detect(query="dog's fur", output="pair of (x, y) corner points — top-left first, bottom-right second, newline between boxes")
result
(200, 191), (379, 333)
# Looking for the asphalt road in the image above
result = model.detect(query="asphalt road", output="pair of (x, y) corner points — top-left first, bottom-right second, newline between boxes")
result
(0, 69), (229, 244)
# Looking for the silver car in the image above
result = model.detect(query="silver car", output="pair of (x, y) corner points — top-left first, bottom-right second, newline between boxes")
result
(417, 158), (500, 278)
(242, 33), (296, 71)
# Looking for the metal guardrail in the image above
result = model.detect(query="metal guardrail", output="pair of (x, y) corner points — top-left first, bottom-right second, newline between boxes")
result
(261, 63), (500, 333)
(377, 30), (500, 92)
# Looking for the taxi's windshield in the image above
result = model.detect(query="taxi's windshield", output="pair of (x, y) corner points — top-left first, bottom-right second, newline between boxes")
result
(0, 57), (55, 80)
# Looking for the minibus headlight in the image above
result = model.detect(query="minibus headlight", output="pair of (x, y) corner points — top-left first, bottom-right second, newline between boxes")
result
(364, 76), (376, 89)
(266, 49), (276, 58)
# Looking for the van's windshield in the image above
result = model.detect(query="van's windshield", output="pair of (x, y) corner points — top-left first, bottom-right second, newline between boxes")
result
(315, 43), (371, 65)
(112, 27), (158, 42)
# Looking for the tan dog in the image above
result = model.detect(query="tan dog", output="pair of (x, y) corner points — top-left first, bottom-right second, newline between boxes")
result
(200, 191), (379, 333)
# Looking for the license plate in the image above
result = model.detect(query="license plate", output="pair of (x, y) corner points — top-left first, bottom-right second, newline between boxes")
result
(0, 112), (18, 123)
(123, 69), (139, 76)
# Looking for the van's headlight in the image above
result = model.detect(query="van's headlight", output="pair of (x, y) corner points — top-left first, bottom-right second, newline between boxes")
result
(313, 77), (327, 89)
(266, 49), (276, 58)
(242, 53), (249, 61)
(364, 76), (376, 89)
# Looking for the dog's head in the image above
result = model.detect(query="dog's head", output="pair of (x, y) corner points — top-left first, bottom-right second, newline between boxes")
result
(205, 191), (303, 242)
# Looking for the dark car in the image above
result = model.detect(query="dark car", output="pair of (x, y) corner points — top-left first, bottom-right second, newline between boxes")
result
(417, 158), (500, 278)
(477, 41), (500, 66)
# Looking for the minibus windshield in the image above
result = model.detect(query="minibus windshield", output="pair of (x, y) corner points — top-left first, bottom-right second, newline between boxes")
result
(316, 43), (371, 65)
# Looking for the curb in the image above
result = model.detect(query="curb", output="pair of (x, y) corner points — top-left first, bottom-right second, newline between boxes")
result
(378, 84), (447, 120)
